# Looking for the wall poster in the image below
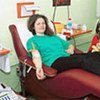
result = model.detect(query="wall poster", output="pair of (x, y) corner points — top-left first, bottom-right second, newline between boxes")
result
(53, 0), (71, 6)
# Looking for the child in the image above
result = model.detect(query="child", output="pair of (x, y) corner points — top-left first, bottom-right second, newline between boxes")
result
(88, 22), (100, 52)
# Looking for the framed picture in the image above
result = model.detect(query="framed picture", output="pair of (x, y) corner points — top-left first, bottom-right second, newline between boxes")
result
(53, 0), (71, 6)
(17, 2), (35, 18)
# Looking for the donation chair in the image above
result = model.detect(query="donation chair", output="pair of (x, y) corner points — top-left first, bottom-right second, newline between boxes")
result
(9, 21), (100, 100)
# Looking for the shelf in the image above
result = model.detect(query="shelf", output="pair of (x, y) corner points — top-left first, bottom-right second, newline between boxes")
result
(0, 49), (10, 55)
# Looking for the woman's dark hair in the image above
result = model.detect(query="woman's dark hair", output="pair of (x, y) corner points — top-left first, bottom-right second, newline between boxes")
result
(27, 14), (54, 36)
(96, 21), (100, 39)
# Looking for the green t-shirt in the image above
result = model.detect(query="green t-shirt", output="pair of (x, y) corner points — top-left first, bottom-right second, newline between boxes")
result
(26, 35), (70, 67)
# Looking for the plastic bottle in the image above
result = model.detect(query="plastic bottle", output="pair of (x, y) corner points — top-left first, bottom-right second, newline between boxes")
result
(67, 18), (73, 35)
(67, 18), (72, 30)
(82, 24), (87, 31)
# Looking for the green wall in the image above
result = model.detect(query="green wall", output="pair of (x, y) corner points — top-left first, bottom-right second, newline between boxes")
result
(0, 0), (98, 92)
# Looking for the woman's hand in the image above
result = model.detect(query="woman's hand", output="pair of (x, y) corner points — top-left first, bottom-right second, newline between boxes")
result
(36, 67), (46, 80)
(66, 44), (74, 54)
(66, 48), (74, 54)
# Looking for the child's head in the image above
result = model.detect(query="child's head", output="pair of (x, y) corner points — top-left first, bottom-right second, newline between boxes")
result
(96, 21), (100, 39)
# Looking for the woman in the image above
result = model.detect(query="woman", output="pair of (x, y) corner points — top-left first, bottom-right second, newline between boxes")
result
(88, 22), (100, 52)
(26, 14), (100, 80)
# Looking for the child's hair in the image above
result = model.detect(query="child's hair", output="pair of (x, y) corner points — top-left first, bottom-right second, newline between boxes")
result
(96, 21), (100, 39)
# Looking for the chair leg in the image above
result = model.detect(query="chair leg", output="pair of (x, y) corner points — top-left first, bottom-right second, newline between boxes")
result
(20, 77), (26, 96)
(17, 62), (27, 96)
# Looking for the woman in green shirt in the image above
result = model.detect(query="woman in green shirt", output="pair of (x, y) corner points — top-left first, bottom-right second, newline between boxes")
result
(26, 14), (100, 80)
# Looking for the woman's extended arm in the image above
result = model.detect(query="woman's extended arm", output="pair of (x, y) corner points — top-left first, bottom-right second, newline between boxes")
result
(31, 50), (46, 80)
(57, 36), (74, 54)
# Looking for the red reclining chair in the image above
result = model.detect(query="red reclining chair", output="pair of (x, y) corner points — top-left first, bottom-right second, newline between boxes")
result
(9, 22), (100, 100)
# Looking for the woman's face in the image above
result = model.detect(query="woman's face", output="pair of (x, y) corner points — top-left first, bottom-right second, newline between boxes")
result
(34, 18), (46, 34)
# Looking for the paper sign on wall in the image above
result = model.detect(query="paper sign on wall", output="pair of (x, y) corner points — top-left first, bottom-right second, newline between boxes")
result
(17, 2), (39, 18)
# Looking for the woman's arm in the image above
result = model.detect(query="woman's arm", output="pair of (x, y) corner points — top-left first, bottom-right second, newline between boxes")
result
(57, 36), (75, 54)
(31, 50), (46, 80)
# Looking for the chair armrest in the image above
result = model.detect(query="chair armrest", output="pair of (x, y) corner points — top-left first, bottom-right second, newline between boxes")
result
(74, 48), (84, 54)
(42, 64), (57, 77)
(19, 56), (57, 77)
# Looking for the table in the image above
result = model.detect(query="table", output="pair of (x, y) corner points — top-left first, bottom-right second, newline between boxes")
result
(63, 29), (92, 47)
(0, 48), (10, 55)
(71, 29), (92, 37)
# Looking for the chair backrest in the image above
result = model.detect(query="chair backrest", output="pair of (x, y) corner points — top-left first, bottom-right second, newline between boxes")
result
(9, 24), (28, 58)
